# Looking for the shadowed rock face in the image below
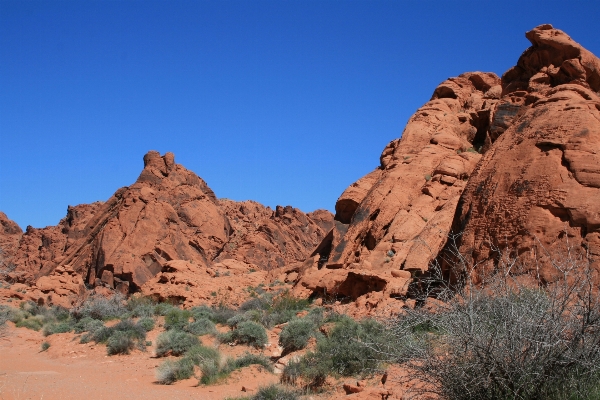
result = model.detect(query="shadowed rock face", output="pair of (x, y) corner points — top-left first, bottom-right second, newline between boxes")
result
(296, 24), (600, 307)
(452, 24), (600, 279)
(1, 151), (333, 298)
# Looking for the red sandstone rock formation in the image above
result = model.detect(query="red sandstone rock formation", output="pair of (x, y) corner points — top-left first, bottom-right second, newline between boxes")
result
(295, 71), (501, 302)
(296, 24), (600, 311)
(1, 151), (331, 305)
(216, 200), (333, 271)
(452, 24), (600, 278)
(0, 211), (22, 275)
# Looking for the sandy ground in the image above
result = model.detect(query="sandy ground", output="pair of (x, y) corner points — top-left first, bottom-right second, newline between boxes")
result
(0, 323), (280, 400)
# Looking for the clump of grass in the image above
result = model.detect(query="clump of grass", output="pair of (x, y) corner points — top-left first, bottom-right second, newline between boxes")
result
(155, 330), (200, 357)
(40, 342), (51, 352)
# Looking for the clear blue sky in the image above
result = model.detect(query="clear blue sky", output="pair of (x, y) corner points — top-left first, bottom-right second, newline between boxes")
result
(1, 1), (599, 229)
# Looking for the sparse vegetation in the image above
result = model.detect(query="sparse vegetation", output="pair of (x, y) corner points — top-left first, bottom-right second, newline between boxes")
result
(40, 341), (50, 352)
(282, 318), (390, 387)
(278, 318), (314, 353)
(155, 330), (200, 357)
(219, 321), (268, 348)
(252, 384), (298, 400)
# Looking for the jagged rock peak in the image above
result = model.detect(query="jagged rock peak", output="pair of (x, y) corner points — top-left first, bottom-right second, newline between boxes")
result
(503, 24), (600, 94)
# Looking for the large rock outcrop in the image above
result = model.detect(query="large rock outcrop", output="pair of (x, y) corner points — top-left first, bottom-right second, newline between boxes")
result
(3, 151), (332, 299)
(452, 24), (600, 278)
(296, 24), (600, 308)
(295, 71), (501, 301)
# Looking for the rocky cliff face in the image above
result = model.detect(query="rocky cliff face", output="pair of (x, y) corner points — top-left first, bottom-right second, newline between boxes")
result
(296, 25), (599, 312)
(452, 24), (600, 280)
(1, 151), (332, 303)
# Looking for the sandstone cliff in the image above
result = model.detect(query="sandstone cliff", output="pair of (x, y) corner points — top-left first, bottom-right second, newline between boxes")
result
(295, 25), (599, 313)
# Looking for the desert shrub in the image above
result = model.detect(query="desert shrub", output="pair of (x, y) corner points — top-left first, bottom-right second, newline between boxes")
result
(239, 296), (270, 312)
(187, 345), (222, 385)
(228, 321), (268, 348)
(156, 358), (195, 385)
(137, 317), (155, 332)
(388, 238), (600, 400)
(278, 319), (314, 353)
(71, 294), (126, 321)
(82, 319), (147, 354)
(164, 308), (192, 330)
(15, 316), (44, 331)
(40, 341), (51, 352)
(252, 384), (298, 400)
(155, 330), (200, 357)
(0, 305), (9, 337)
(153, 302), (176, 316)
(43, 321), (73, 336)
(283, 318), (389, 387)
(227, 310), (262, 328)
(190, 305), (215, 321)
(304, 307), (324, 326)
(210, 305), (237, 324)
(73, 317), (104, 334)
(185, 318), (216, 336)
(107, 330), (136, 355)
(125, 295), (155, 318)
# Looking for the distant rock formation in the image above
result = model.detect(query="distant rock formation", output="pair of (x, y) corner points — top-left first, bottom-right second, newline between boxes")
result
(0, 151), (332, 306)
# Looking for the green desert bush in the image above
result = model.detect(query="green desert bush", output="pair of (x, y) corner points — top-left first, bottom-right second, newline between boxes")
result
(209, 305), (237, 324)
(81, 319), (147, 354)
(153, 302), (176, 316)
(155, 330), (200, 357)
(184, 318), (216, 336)
(220, 321), (267, 348)
(40, 341), (51, 352)
(15, 316), (44, 331)
(137, 317), (155, 332)
(43, 321), (73, 336)
(282, 318), (389, 387)
(107, 330), (136, 355)
(125, 295), (156, 318)
(190, 305), (215, 321)
(164, 308), (192, 330)
(278, 318), (314, 354)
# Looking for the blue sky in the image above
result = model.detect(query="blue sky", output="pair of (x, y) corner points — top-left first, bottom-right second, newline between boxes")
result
(1, 1), (599, 229)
